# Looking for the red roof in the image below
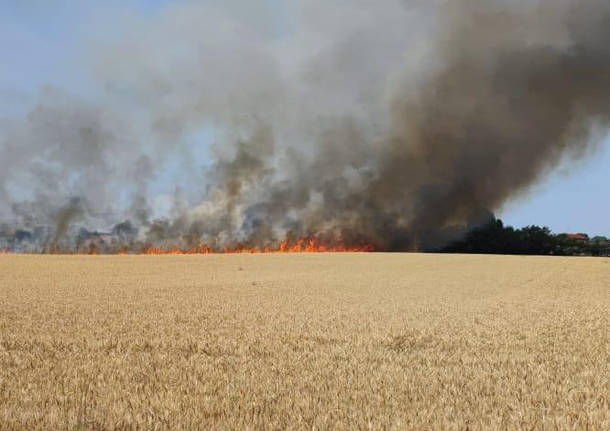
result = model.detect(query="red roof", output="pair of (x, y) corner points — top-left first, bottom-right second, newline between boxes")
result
(566, 233), (588, 241)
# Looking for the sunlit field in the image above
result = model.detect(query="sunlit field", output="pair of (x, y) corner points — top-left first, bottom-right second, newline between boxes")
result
(0, 254), (608, 430)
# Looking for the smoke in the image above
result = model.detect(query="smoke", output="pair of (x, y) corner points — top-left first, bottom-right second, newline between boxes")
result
(1, 0), (610, 252)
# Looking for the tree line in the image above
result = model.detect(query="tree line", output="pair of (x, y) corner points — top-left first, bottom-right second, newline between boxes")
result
(439, 218), (610, 256)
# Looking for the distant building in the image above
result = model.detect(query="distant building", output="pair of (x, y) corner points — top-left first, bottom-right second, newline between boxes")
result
(565, 233), (589, 242)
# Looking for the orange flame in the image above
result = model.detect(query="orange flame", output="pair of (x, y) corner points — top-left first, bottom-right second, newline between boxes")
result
(134, 237), (374, 255)
(0, 238), (375, 255)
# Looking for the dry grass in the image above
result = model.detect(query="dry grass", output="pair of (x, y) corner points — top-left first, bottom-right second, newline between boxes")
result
(0, 254), (608, 430)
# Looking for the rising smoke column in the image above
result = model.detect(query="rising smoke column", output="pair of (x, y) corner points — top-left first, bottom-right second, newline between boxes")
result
(359, 0), (610, 249)
(1, 0), (610, 252)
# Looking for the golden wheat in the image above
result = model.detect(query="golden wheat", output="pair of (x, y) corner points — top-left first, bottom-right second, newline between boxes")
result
(0, 254), (608, 430)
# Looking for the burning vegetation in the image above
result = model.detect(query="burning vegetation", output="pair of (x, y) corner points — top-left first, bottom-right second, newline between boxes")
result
(0, 225), (375, 255)
(1, 0), (610, 253)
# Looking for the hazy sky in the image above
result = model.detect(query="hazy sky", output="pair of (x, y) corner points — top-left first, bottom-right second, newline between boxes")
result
(1, 0), (608, 236)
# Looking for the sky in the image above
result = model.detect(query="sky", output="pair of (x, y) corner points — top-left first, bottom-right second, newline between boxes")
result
(1, 0), (609, 236)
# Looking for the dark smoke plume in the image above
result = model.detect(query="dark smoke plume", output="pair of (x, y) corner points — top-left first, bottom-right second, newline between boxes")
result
(1, 0), (609, 252)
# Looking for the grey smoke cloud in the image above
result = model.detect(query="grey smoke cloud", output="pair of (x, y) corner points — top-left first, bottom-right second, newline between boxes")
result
(1, 0), (609, 252)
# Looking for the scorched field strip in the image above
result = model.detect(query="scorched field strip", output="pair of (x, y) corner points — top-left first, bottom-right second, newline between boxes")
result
(0, 254), (608, 430)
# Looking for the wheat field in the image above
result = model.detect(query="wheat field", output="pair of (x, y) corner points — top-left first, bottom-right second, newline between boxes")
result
(0, 254), (608, 430)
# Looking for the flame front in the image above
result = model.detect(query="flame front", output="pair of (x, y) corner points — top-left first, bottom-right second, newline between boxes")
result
(0, 237), (375, 255)
(137, 237), (375, 255)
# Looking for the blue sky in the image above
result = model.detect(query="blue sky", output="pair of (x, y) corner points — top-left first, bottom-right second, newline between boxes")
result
(1, 0), (609, 236)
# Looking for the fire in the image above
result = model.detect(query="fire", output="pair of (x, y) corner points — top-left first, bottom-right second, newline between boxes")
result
(135, 237), (375, 255)
(0, 237), (375, 255)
